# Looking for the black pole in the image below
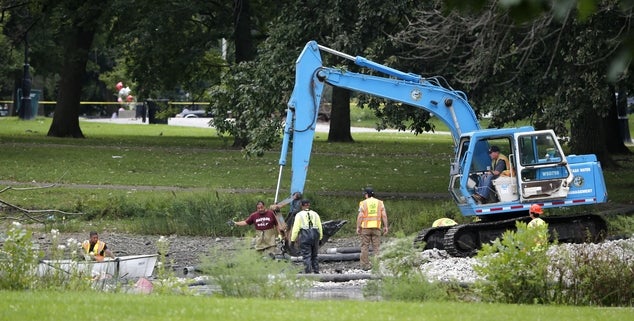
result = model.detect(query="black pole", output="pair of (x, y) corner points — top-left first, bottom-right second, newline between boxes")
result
(616, 91), (632, 144)
(19, 30), (32, 120)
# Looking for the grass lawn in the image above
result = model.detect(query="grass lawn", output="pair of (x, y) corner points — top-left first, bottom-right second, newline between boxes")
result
(1, 291), (631, 321)
(0, 116), (633, 236)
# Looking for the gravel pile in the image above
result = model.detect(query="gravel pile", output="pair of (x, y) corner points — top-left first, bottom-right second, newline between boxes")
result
(415, 237), (634, 285)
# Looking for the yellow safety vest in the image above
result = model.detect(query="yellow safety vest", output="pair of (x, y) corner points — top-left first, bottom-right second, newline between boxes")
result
(432, 218), (457, 227)
(493, 153), (514, 177)
(82, 240), (106, 261)
(527, 218), (548, 250)
(359, 198), (383, 229)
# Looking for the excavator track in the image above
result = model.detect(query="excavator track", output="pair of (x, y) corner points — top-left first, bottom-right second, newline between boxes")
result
(415, 213), (608, 257)
(414, 226), (453, 250)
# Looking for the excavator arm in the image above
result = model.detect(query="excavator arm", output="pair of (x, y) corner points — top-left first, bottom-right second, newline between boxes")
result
(274, 41), (482, 202)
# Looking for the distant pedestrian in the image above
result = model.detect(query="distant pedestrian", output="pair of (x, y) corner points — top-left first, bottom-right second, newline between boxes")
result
(357, 187), (389, 270)
(290, 199), (323, 273)
(228, 201), (283, 255)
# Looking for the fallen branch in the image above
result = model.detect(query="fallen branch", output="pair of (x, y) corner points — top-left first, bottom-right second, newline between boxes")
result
(0, 176), (83, 223)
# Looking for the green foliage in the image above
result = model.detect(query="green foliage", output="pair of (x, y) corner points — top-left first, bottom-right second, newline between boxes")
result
(81, 193), (266, 236)
(548, 240), (634, 306)
(475, 222), (634, 306)
(198, 241), (306, 298)
(208, 61), (282, 152)
(474, 222), (551, 304)
(0, 222), (39, 290)
(364, 233), (450, 301)
(0, 224), (96, 291)
(606, 214), (634, 238)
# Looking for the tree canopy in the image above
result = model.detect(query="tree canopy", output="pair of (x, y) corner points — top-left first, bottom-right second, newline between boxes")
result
(1, 0), (632, 161)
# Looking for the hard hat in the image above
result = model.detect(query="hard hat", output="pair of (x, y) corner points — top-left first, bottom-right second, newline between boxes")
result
(363, 187), (374, 196)
(432, 218), (458, 227)
(529, 204), (543, 214)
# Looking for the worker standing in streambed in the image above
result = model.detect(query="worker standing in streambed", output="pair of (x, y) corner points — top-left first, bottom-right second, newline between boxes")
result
(357, 187), (389, 271)
(290, 199), (323, 273)
(228, 201), (283, 255)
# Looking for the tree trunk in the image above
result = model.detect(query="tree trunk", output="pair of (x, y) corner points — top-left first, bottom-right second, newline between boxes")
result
(47, 18), (98, 138)
(569, 104), (615, 168)
(605, 86), (632, 154)
(328, 87), (354, 142)
(233, 0), (255, 63)
(231, 0), (255, 148)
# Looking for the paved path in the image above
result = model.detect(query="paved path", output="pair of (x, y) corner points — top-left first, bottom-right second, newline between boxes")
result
(82, 117), (450, 135)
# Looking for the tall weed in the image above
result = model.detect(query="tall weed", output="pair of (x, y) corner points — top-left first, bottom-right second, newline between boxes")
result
(548, 240), (634, 306)
(151, 235), (192, 295)
(198, 240), (306, 299)
(364, 233), (450, 301)
(36, 229), (94, 291)
(0, 222), (39, 290)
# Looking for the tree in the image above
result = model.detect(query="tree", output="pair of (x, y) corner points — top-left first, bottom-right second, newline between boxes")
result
(108, 0), (228, 100)
(0, 8), (22, 101)
(390, 0), (632, 165)
(47, 0), (112, 137)
(211, 0), (421, 153)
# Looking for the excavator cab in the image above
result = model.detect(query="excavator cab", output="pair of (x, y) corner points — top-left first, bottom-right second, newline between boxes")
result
(450, 128), (577, 218)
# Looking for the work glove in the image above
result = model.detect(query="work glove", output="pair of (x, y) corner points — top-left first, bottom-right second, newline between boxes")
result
(226, 219), (236, 227)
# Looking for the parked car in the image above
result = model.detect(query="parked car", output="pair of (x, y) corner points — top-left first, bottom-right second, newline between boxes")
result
(175, 108), (212, 118)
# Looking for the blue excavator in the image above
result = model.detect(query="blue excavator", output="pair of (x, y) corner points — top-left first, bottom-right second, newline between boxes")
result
(274, 41), (608, 257)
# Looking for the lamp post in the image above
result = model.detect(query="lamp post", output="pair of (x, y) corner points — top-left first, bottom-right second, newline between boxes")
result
(615, 91), (632, 144)
(18, 30), (32, 120)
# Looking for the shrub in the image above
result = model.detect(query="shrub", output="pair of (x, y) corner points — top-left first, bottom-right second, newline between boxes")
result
(473, 222), (551, 304)
(474, 221), (634, 307)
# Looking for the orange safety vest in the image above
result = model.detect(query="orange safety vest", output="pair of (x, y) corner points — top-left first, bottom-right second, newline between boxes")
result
(82, 240), (106, 261)
(359, 197), (383, 229)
